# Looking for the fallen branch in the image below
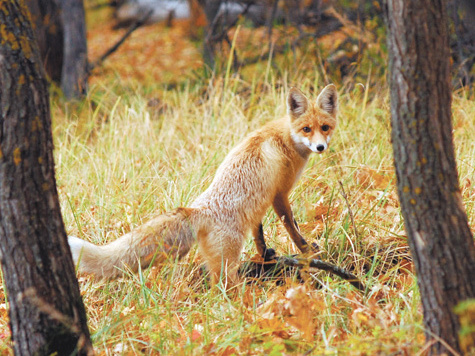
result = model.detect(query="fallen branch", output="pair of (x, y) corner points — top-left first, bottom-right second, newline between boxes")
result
(238, 24), (343, 68)
(240, 255), (365, 292)
(280, 256), (365, 292)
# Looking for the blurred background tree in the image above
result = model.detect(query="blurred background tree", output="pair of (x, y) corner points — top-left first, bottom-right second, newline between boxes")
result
(92, 0), (474, 86)
(23, 0), (475, 95)
(25, 0), (88, 99)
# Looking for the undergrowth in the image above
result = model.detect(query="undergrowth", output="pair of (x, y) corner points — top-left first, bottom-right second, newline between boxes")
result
(0, 69), (473, 355)
(1, 9), (474, 354)
(32, 76), (475, 354)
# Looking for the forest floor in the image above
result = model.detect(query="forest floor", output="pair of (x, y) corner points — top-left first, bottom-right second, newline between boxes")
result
(1, 3), (474, 355)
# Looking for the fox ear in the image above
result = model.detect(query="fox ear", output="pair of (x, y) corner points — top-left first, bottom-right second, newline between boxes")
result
(287, 87), (309, 119)
(317, 84), (338, 116)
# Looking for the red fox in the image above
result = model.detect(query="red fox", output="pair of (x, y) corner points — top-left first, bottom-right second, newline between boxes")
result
(68, 85), (338, 286)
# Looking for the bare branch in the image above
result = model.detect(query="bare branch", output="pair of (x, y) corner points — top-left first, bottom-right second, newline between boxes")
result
(240, 255), (365, 292)
(88, 9), (153, 72)
(279, 256), (366, 292)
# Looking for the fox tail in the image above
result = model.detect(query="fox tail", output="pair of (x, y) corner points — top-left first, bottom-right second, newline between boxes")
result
(68, 208), (197, 278)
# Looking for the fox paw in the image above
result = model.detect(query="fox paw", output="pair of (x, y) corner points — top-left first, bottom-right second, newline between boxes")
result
(310, 242), (319, 252)
(299, 242), (319, 259)
(305, 242), (320, 259)
(263, 248), (277, 261)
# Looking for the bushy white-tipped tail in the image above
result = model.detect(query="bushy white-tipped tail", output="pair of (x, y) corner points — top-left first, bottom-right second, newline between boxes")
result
(68, 208), (198, 278)
(68, 235), (94, 266)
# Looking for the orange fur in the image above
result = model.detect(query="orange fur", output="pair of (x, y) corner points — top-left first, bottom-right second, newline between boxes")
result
(69, 85), (339, 286)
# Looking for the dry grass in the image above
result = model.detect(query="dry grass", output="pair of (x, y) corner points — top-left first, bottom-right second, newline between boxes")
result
(47, 77), (473, 354)
(50, 79), (460, 355)
(1, 66), (474, 355)
(1, 6), (474, 355)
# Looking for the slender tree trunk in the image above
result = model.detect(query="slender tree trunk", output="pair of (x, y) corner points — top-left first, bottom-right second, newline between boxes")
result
(24, 0), (88, 99)
(201, 0), (223, 69)
(58, 0), (89, 99)
(24, 0), (64, 83)
(385, 0), (475, 354)
(0, 1), (93, 354)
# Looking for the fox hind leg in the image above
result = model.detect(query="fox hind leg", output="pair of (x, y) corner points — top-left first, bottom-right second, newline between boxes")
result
(198, 231), (243, 288)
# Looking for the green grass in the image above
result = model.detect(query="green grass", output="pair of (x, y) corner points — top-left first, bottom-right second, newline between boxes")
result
(1, 66), (474, 354)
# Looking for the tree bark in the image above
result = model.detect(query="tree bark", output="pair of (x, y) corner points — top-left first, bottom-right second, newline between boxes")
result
(58, 0), (89, 99)
(448, 0), (475, 87)
(0, 1), (93, 355)
(24, 0), (64, 83)
(385, 0), (475, 354)
(24, 0), (88, 99)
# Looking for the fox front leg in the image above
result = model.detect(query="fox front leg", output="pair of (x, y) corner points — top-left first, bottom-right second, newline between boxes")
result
(293, 217), (319, 251)
(293, 218), (300, 231)
(273, 194), (318, 254)
(252, 223), (276, 261)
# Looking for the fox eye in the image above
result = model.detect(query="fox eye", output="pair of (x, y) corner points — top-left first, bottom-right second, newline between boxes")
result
(321, 125), (330, 132)
(302, 126), (311, 133)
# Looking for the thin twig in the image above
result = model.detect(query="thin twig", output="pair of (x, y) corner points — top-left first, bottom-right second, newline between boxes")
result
(88, 9), (153, 72)
(239, 28), (337, 68)
(338, 180), (360, 244)
(222, 33), (240, 69)
(266, 0), (280, 43)
(205, 2), (255, 70)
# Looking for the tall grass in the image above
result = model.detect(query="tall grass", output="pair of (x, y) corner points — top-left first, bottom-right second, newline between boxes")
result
(1, 67), (473, 354)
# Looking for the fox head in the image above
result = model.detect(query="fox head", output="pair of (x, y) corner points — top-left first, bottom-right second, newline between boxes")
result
(287, 85), (338, 154)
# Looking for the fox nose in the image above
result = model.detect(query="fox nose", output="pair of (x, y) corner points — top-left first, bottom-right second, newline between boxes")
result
(316, 144), (325, 152)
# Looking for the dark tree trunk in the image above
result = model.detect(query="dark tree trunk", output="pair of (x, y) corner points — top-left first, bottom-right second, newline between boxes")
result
(385, 0), (475, 354)
(58, 0), (89, 99)
(24, 0), (88, 99)
(24, 0), (64, 83)
(0, 1), (93, 355)
(448, 0), (475, 88)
